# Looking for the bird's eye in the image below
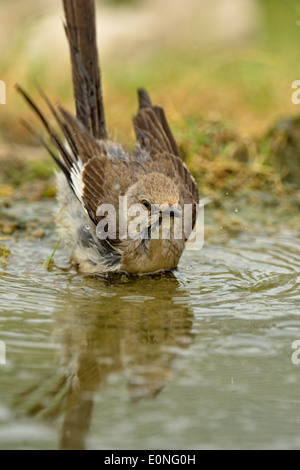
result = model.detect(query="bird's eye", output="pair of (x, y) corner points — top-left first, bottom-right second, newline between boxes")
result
(142, 200), (150, 210)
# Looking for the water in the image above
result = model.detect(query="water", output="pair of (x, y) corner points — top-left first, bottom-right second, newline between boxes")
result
(0, 200), (300, 449)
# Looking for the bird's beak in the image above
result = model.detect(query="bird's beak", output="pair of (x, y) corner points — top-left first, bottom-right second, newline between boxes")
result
(162, 205), (182, 219)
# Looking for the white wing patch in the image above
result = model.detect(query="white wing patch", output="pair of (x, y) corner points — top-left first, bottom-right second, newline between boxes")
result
(70, 165), (85, 202)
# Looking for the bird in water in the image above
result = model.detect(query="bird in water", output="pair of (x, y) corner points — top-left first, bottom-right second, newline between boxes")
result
(17, 0), (199, 275)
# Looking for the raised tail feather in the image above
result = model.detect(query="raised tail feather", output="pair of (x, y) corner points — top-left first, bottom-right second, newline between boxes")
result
(16, 0), (107, 178)
(62, 0), (107, 139)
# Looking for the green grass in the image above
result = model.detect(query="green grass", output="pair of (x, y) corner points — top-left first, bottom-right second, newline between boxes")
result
(44, 240), (60, 269)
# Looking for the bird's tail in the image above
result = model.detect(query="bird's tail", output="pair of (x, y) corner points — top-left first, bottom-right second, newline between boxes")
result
(62, 0), (108, 140)
(16, 0), (107, 175)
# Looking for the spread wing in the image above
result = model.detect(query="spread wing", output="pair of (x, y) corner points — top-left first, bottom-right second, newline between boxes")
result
(81, 156), (145, 226)
(16, 86), (143, 230)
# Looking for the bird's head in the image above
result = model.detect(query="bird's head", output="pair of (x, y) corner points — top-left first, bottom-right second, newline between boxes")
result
(125, 172), (182, 241)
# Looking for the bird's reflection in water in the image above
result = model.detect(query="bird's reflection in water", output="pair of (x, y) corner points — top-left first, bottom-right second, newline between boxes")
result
(17, 272), (194, 450)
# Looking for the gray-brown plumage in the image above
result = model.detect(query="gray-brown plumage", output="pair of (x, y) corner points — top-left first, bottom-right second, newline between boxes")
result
(17, 0), (199, 274)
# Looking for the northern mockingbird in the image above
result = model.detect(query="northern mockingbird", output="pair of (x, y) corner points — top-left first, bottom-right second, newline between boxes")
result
(17, 0), (199, 274)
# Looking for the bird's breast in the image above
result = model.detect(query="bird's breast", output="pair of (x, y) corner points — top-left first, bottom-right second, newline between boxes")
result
(120, 238), (185, 274)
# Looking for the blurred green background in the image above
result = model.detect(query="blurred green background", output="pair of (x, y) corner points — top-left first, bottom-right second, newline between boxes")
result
(1, 0), (300, 201)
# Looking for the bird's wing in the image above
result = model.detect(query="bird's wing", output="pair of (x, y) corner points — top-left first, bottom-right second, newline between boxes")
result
(80, 156), (145, 227)
(133, 89), (199, 233)
(62, 0), (107, 139)
(133, 89), (181, 158)
(16, 86), (143, 234)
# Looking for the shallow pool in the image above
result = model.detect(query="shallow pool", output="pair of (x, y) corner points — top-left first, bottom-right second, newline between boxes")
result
(0, 199), (300, 449)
